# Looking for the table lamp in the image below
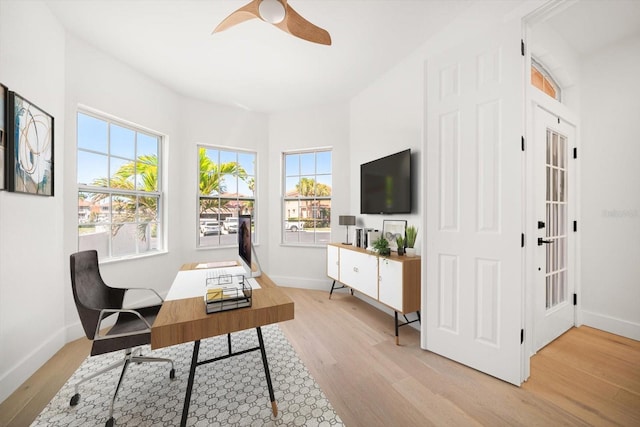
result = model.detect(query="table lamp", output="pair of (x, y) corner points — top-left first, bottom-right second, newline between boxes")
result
(339, 215), (356, 245)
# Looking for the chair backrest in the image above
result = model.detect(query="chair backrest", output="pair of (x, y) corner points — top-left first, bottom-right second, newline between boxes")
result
(70, 250), (126, 340)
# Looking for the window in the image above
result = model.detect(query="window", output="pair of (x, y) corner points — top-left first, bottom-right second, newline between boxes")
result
(77, 111), (163, 259)
(198, 146), (256, 247)
(531, 58), (561, 101)
(283, 149), (332, 245)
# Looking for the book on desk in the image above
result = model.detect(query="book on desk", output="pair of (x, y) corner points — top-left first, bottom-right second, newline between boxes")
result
(204, 274), (252, 314)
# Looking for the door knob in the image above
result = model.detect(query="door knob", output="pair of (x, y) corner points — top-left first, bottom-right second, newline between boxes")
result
(537, 237), (553, 246)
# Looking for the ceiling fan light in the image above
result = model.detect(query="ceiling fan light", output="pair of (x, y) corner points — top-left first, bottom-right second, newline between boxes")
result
(258, 0), (286, 24)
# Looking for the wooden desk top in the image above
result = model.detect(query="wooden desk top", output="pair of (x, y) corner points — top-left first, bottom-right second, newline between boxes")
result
(151, 264), (294, 349)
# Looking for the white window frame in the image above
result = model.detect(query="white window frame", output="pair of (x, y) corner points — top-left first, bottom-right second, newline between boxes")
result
(282, 148), (332, 246)
(76, 109), (164, 261)
(197, 144), (257, 248)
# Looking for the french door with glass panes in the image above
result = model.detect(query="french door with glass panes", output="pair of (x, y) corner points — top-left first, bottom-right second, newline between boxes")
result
(534, 105), (576, 351)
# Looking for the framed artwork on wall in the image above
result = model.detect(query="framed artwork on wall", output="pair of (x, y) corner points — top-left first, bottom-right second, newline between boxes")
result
(383, 219), (406, 252)
(7, 91), (54, 196)
(0, 83), (7, 190)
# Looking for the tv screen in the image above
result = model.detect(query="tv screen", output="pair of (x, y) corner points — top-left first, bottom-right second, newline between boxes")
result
(360, 149), (411, 214)
(238, 214), (252, 271)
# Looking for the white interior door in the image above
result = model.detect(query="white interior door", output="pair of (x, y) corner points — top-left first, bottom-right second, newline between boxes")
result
(424, 18), (524, 385)
(533, 105), (576, 351)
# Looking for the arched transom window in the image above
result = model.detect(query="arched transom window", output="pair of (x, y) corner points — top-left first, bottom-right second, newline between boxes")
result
(531, 58), (561, 102)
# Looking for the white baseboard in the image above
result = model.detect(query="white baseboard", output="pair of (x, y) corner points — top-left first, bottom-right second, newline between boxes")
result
(581, 310), (640, 341)
(0, 328), (66, 403)
(267, 274), (332, 291)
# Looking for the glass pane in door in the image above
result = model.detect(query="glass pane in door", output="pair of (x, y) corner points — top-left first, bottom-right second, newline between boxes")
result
(545, 132), (568, 310)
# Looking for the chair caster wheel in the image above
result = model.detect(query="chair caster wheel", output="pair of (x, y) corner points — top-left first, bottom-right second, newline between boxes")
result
(70, 393), (80, 406)
(170, 368), (176, 380)
(105, 417), (115, 427)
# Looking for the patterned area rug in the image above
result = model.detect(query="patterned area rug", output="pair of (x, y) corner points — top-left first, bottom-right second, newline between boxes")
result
(33, 324), (343, 426)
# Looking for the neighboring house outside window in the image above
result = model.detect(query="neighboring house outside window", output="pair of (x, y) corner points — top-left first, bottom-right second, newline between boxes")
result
(198, 145), (256, 248)
(77, 111), (163, 260)
(283, 149), (332, 245)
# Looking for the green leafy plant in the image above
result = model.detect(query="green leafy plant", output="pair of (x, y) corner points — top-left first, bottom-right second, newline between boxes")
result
(405, 225), (418, 248)
(372, 236), (391, 256)
(395, 235), (405, 255)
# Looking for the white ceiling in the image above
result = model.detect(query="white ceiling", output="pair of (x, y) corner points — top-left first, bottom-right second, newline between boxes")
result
(543, 0), (640, 56)
(47, 0), (469, 113)
(46, 0), (640, 113)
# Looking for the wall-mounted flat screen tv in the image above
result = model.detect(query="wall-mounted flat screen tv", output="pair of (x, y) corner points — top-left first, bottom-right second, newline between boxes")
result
(360, 149), (411, 214)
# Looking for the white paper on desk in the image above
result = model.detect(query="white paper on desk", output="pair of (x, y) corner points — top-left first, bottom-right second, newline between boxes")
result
(195, 261), (238, 269)
(165, 268), (261, 301)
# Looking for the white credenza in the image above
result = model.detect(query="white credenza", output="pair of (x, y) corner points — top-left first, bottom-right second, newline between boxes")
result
(326, 243), (421, 344)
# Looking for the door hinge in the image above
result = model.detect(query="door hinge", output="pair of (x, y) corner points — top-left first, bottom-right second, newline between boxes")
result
(521, 136), (525, 151)
(573, 293), (577, 306)
(521, 233), (525, 248)
(573, 220), (577, 232)
(521, 39), (525, 56)
(573, 147), (578, 159)
(521, 329), (524, 344)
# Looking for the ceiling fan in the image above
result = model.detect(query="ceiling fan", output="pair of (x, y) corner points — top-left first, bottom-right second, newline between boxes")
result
(213, 0), (332, 45)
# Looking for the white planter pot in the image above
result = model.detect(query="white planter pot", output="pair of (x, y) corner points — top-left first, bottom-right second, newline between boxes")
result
(405, 248), (416, 257)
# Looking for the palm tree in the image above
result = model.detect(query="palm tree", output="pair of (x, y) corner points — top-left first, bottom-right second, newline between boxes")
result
(293, 178), (331, 227)
(89, 149), (251, 238)
(198, 148), (249, 215)
(295, 177), (331, 197)
(90, 155), (158, 238)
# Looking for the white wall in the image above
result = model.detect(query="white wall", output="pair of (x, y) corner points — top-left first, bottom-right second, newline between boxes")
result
(529, 21), (582, 111)
(176, 97), (269, 268)
(580, 35), (640, 339)
(267, 103), (350, 289)
(63, 36), (185, 337)
(0, 0), (66, 403)
(0, 4), (270, 401)
(63, 37), (271, 330)
(350, 52), (424, 245)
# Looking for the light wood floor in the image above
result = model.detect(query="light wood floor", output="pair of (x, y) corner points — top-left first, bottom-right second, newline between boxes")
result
(1, 287), (639, 426)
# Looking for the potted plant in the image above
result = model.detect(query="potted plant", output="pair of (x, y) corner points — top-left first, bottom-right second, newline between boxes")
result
(372, 236), (391, 257)
(405, 225), (417, 257)
(396, 235), (405, 255)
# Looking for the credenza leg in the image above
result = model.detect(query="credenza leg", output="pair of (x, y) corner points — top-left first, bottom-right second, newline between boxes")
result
(394, 311), (399, 346)
(181, 340), (200, 427)
(329, 280), (353, 299)
(256, 327), (278, 417)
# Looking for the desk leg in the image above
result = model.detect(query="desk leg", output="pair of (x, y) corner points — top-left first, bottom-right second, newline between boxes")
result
(256, 327), (278, 417)
(181, 340), (200, 427)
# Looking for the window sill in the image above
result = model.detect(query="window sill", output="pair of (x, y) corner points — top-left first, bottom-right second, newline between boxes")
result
(99, 250), (169, 265)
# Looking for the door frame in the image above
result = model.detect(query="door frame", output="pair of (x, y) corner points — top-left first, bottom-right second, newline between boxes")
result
(524, 70), (582, 367)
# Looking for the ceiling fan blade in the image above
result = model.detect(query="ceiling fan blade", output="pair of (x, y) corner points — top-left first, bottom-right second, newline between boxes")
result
(213, 0), (261, 34)
(274, 2), (332, 45)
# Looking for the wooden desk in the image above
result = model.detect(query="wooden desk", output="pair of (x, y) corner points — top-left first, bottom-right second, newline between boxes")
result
(152, 264), (294, 349)
(151, 264), (294, 426)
